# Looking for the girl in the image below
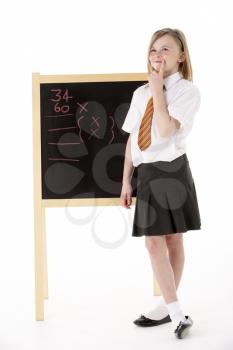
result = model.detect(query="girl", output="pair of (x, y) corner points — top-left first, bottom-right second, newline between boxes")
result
(120, 28), (201, 339)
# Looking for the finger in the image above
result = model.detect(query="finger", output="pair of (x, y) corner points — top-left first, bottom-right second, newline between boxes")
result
(123, 201), (128, 208)
(160, 59), (165, 72)
(156, 59), (163, 70)
(151, 64), (158, 73)
(122, 197), (127, 206)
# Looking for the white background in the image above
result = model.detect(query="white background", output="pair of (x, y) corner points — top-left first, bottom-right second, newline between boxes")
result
(1, 0), (233, 349)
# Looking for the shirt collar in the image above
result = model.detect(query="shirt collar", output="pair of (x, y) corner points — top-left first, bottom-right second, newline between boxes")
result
(163, 71), (183, 91)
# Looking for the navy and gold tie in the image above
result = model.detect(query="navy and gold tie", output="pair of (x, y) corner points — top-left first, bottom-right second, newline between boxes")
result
(138, 85), (166, 151)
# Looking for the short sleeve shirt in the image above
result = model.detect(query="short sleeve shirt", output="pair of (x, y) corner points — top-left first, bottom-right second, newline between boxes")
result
(121, 71), (201, 167)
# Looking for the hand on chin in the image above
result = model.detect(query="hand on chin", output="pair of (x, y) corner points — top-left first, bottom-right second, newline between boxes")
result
(152, 62), (165, 75)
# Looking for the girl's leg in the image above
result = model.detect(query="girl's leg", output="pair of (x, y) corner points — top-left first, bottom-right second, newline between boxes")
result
(144, 232), (185, 319)
(145, 235), (177, 303)
(165, 233), (185, 290)
(145, 234), (188, 331)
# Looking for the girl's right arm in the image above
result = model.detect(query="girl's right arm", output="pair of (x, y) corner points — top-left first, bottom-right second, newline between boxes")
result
(120, 135), (135, 209)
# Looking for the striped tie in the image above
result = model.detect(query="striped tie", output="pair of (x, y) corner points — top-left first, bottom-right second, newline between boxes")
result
(138, 85), (165, 151)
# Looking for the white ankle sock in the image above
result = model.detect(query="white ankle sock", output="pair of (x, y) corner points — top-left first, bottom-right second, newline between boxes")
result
(144, 296), (168, 320)
(166, 301), (187, 329)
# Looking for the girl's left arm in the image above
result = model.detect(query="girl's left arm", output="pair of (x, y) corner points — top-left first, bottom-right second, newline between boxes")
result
(152, 90), (181, 138)
(149, 60), (181, 138)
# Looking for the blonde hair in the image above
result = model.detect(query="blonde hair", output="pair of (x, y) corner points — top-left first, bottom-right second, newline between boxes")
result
(147, 28), (193, 81)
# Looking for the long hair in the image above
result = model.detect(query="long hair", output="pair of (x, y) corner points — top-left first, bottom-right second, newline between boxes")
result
(147, 28), (193, 81)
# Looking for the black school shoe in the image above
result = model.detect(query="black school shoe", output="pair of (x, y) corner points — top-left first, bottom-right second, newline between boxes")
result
(133, 314), (171, 327)
(174, 315), (193, 339)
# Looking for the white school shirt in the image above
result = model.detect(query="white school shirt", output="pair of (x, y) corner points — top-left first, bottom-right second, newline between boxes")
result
(121, 71), (201, 167)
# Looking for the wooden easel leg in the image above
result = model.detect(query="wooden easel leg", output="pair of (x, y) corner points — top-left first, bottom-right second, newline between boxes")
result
(32, 72), (44, 320)
(42, 207), (48, 299)
(34, 204), (44, 321)
(153, 275), (161, 296)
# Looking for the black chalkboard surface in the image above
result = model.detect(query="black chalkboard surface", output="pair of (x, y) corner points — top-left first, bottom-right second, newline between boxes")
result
(40, 80), (147, 199)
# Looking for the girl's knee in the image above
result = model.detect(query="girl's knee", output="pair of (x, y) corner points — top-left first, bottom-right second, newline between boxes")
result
(165, 232), (183, 249)
(145, 235), (166, 254)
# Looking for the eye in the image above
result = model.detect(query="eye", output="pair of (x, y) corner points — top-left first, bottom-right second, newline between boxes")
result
(150, 47), (169, 53)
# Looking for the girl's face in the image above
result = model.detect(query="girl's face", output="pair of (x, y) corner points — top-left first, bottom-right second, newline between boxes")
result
(148, 34), (185, 77)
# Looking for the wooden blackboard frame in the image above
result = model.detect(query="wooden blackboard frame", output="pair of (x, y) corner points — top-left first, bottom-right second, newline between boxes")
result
(32, 72), (161, 321)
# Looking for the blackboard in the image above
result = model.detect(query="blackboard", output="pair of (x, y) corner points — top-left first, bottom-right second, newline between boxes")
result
(40, 80), (147, 199)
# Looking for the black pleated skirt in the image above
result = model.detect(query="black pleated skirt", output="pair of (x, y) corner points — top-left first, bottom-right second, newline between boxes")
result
(132, 153), (201, 236)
